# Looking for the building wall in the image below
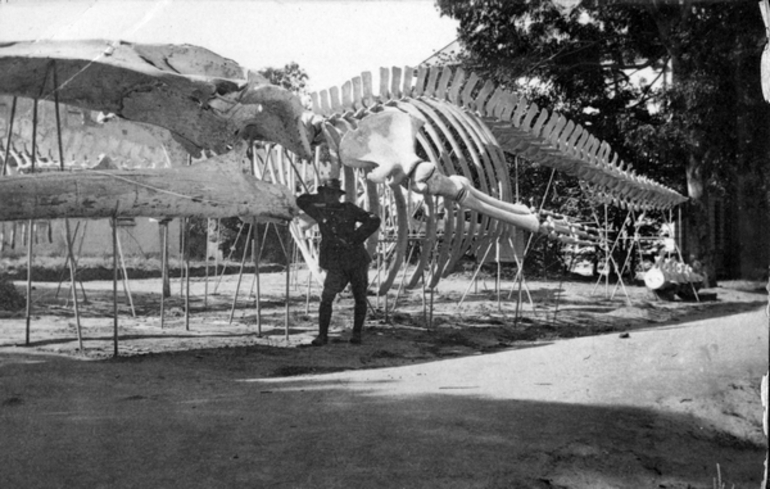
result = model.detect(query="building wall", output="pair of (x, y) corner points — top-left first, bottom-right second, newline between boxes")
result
(0, 218), (182, 261)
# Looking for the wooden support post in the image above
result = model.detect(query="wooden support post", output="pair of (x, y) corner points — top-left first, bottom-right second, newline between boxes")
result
(54, 221), (82, 299)
(213, 218), (221, 293)
(204, 218), (210, 309)
(458, 241), (494, 307)
(588, 207), (632, 304)
(160, 221), (168, 329)
(25, 219), (33, 345)
(496, 237), (502, 313)
(114, 226), (136, 317)
(253, 218), (262, 336)
(228, 223), (252, 324)
(112, 216), (119, 357)
(1, 96), (16, 177)
(24, 97), (39, 346)
(421, 263), (428, 326)
(179, 218), (185, 296)
(184, 217), (191, 331)
(161, 221), (170, 299)
(305, 265), (312, 316)
(64, 219), (83, 352)
(215, 221), (245, 293)
(604, 204), (610, 298)
(52, 59), (83, 350)
(285, 238), (290, 342)
(376, 240), (382, 310)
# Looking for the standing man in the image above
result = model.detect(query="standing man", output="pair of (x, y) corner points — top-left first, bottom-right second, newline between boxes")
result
(297, 178), (380, 346)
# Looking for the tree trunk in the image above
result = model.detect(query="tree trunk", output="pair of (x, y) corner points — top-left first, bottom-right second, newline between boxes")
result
(0, 156), (298, 222)
(733, 36), (770, 280)
(658, 8), (718, 287)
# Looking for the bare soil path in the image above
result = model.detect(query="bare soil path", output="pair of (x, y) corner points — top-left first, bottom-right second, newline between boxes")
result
(0, 270), (766, 488)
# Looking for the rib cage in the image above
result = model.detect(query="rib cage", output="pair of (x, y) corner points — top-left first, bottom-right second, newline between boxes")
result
(309, 69), (524, 290)
(301, 66), (670, 292)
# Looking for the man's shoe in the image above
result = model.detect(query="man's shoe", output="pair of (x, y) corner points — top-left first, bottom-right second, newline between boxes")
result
(349, 333), (362, 345)
(311, 335), (328, 346)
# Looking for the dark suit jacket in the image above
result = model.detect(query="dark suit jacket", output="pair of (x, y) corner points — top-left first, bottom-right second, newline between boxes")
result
(297, 193), (381, 270)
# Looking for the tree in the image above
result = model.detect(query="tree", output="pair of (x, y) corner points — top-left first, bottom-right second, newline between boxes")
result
(436, 0), (770, 283)
(259, 61), (311, 108)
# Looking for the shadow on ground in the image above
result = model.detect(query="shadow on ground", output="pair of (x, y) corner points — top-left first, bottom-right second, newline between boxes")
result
(0, 349), (763, 489)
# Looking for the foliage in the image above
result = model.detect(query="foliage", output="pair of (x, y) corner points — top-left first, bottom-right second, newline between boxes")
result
(436, 0), (770, 280)
(0, 278), (25, 311)
(258, 61), (311, 108)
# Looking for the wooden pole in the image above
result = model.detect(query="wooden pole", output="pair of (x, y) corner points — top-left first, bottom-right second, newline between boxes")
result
(184, 217), (191, 331)
(112, 216), (119, 357)
(114, 228), (136, 317)
(305, 264), (312, 316)
(376, 240), (382, 310)
(253, 219), (262, 336)
(1, 96), (16, 177)
(24, 97), (39, 346)
(24, 220), (33, 345)
(160, 222), (167, 329)
(213, 218), (220, 291)
(421, 262), (428, 326)
(458, 241), (494, 307)
(285, 236), (290, 342)
(204, 218), (210, 308)
(604, 203), (610, 298)
(179, 218), (185, 296)
(228, 223), (252, 324)
(52, 60), (83, 350)
(74, 220), (89, 302)
(215, 221), (245, 293)
(496, 237), (502, 313)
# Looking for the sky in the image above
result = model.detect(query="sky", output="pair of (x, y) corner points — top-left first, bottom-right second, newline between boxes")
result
(0, 0), (460, 91)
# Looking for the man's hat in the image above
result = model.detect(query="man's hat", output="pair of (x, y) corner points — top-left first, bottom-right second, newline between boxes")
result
(318, 178), (345, 195)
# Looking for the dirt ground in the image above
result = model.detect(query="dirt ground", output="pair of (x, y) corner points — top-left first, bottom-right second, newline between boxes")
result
(0, 266), (767, 488)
